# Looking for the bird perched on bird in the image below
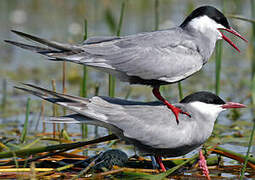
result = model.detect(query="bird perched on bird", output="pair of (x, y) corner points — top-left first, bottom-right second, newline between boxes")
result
(16, 83), (246, 174)
(6, 6), (247, 123)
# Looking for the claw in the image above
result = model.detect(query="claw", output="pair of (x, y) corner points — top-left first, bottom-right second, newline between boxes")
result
(181, 110), (191, 118)
(152, 87), (191, 124)
(170, 106), (191, 124)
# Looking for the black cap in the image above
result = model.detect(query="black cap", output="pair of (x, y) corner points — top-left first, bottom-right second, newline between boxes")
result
(180, 6), (230, 29)
(180, 91), (225, 105)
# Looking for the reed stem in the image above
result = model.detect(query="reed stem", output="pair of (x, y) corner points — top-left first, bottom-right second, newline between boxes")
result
(41, 101), (46, 133)
(240, 1), (255, 178)
(20, 98), (30, 143)
(51, 80), (58, 138)
(240, 119), (255, 179)
(108, 1), (125, 98)
(176, 2), (192, 101)
(116, 1), (125, 37)
(215, 41), (223, 96)
(154, 0), (159, 31)
(251, 0), (255, 79)
(62, 61), (67, 131)
(94, 84), (100, 137)
(1, 79), (7, 115)
(81, 19), (88, 139)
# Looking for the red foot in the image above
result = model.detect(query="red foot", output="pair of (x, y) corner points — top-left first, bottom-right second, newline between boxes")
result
(155, 155), (166, 172)
(152, 87), (191, 124)
(199, 150), (211, 180)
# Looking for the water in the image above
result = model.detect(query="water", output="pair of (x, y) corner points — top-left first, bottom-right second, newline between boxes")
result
(0, 0), (254, 178)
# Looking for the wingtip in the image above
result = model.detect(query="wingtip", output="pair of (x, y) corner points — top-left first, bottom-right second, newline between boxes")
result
(22, 83), (41, 89)
(11, 29), (24, 35)
(4, 40), (20, 46)
(11, 29), (17, 33)
(4, 40), (13, 44)
(14, 86), (30, 93)
(10, 30), (37, 41)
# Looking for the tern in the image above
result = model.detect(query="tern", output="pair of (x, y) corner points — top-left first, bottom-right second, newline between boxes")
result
(16, 84), (246, 174)
(6, 6), (247, 124)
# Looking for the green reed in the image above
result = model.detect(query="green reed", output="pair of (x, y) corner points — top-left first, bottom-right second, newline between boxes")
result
(94, 83), (100, 137)
(154, 0), (159, 31)
(81, 19), (88, 139)
(116, 2), (125, 37)
(176, 2), (195, 100)
(51, 80), (59, 138)
(81, 19), (88, 98)
(62, 61), (67, 131)
(20, 98), (31, 144)
(240, 0), (255, 178)
(1, 79), (7, 115)
(215, 2), (225, 125)
(108, 1), (126, 98)
(215, 41), (223, 96)
(177, 2), (195, 100)
(215, 1), (226, 96)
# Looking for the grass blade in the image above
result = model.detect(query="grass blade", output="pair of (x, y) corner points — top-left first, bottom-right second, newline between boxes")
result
(215, 41), (223, 96)
(108, 1), (126, 98)
(94, 84), (100, 137)
(81, 19), (88, 99)
(20, 98), (31, 144)
(1, 79), (7, 115)
(228, 14), (255, 24)
(51, 80), (59, 139)
(108, 75), (115, 98)
(62, 60), (67, 131)
(81, 19), (88, 139)
(252, 1), (255, 79)
(154, 0), (159, 31)
(240, 121), (255, 178)
(176, 2), (196, 100)
(215, 1), (225, 97)
(240, 1), (255, 178)
(116, 1), (125, 37)
(104, 8), (117, 33)
(0, 134), (118, 159)
(178, 82), (183, 100)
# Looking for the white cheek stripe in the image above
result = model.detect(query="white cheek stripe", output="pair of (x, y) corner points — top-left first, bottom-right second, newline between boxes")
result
(188, 15), (225, 39)
(189, 101), (224, 119)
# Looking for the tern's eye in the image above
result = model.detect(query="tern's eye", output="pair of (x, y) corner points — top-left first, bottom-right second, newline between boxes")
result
(213, 16), (222, 24)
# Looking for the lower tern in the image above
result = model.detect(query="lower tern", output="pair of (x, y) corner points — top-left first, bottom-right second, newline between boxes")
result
(16, 84), (246, 174)
(6, 6), (247, 124)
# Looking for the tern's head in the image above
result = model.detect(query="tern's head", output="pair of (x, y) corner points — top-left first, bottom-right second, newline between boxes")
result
(180, 6), (247, 52)
(180, 91), (246, 121)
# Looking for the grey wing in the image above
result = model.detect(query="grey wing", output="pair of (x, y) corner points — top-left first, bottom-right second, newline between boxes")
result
(102, 104), (196, 149)
(83, 36), (120, 44)
(80, 29), (204, 83)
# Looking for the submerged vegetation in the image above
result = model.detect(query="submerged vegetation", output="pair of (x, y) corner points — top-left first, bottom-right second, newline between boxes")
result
(0, 0), (255, 179)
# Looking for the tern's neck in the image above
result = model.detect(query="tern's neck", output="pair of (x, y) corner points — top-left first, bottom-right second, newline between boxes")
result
(186, 102), (224, 141)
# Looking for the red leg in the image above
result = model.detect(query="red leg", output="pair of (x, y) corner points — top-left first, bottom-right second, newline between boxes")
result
(155, 155), (166, 172)
(199, 150), (211, 180)
(152, 87), (191, 124)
